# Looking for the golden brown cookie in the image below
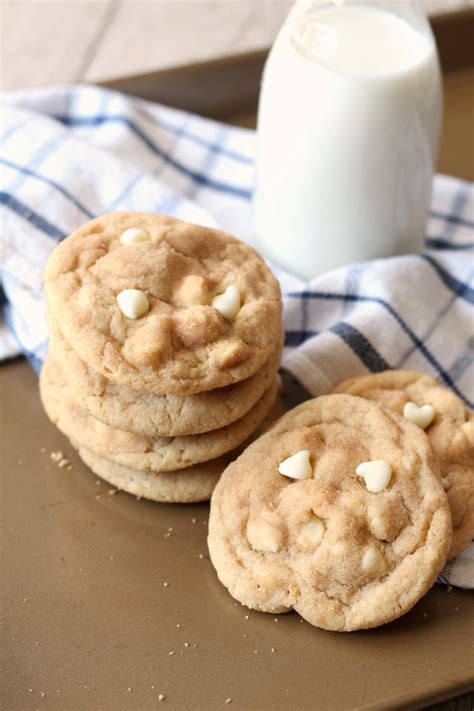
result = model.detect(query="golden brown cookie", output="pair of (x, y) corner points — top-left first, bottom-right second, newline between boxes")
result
(44, 212), (282, 395)
(77, 446), (232, 503)
(40, 357), (279, 472)
(47, 320), (283, 436)
(208, 394), (451, 631)
(333, 370), (474, 559)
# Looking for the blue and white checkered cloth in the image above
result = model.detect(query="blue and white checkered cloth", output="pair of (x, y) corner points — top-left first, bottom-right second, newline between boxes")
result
(1, 85), (473, 588)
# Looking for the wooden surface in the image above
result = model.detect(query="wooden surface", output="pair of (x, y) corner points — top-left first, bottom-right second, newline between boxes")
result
(1, 0), (474, 91)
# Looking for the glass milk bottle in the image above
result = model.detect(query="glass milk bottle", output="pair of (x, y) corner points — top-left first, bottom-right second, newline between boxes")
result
(254, 0), (442, 279)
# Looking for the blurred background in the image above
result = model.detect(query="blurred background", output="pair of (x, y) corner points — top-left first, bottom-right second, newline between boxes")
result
(1, 0), (473, 177)
(1, 1), (472, 88)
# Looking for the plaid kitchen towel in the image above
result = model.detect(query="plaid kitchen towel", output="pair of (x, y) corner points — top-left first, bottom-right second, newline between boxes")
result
(1, 85), (473, 588)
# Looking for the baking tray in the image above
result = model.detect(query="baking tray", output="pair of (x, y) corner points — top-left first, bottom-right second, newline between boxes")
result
(0, 360), (474, 711)
(2, 361), (474, 711)
(3, 20), (474, 708)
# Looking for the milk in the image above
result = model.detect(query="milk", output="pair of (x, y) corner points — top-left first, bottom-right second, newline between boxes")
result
(254, 3), (442, 279)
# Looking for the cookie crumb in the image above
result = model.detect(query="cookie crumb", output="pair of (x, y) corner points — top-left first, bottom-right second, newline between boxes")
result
(199, 554), (204, 559)
(164, 532), (172, 539)
(136, 496), (142, 501)
(184, 642), (189, 648)
(40, 447), (46, 453)
(108, 489), (118, 496)
(191, 518), (197, 524)
(109, 556), (114, 560)
(271, 648), (276, 653)
(40, 691), (45, 698)
(254, 650), (258, 654)
(243, 634), (247, 638)
(163, 582), (169, 587)
(159, 694), (165, 701)
(244, 615), (249, 620)
(28, 689), (33, 693)
(151, 686), (155, 690)
(127, 687), (132, 692)
(50, 450), (71, 469)
(169, 651), (174, 656)
(176, 624), (181, 628)
(225, 699), (232, 705)
(274, 618), (279, 623)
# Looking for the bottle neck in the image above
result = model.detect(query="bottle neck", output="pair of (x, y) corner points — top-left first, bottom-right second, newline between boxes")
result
(287, 0), (435, 76)
(289, 0), (431, 38)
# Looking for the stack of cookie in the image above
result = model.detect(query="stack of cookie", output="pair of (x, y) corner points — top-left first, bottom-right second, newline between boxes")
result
(40, 212), (284, 503)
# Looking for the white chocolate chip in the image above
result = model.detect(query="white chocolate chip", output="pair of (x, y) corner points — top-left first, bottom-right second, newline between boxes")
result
(356, 460), (392, 493)
(119, 227), (150, 245)
(116, 289), (149, 319)
(247, 519), (282, 553)
(297, 517), (326, 550)
(403, 401), (435, 430)
(278, 450), (312, 480)
(211, 285), (241, 319)
(362, 546), (385, 572)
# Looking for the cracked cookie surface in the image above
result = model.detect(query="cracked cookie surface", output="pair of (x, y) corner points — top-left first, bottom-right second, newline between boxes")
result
(47, 319), (283, 436)
(334, 370), (474, 559)
(40, 358), (278, 472)
(44, 212), (282, 395)
(208, 394), (451, 631)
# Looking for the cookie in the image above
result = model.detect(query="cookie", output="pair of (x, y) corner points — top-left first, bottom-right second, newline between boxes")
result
(333, 370), (474, 560)
(47, 320), (283, 436)
(44, 212), (282, 395)
(40, 357), (279, 472)
(208, 394), (452, 631)
(77, 446), (232, 503)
